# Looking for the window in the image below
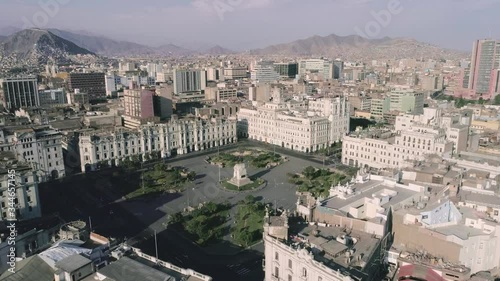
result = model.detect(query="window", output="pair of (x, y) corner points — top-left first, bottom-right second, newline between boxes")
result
(288, 259), (292, 269)
(318, 277), (323, 281)
(274, 267), (279, 278)
(288, 275), (292, 281)
(302, 268), (307, 277)
(275, 252), (279, 261)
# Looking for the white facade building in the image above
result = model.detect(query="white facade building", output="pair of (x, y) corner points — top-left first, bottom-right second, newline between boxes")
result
(0, 126), (65, 182)
(79, 117), (237, 172)
(0, 152), (42, 221)
(342, 108), (474, 169)
(237, 92), (349, 153)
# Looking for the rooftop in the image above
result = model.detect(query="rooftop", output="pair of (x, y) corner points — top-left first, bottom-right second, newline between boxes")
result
(55, 254), (92, 273)
(288, 223), (381, 279)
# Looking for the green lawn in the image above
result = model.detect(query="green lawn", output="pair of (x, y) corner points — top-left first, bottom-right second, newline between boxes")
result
(221, 178), (265, 191)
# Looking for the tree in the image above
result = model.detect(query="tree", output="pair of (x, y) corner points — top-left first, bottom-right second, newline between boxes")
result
(187, 171), (196, 181)
(455, 98), (466, 108)
(169, 212), (184, 224)
(244, 195), (256, 204)
(303, 166), (316, 179)
(494, 95), (500, 105)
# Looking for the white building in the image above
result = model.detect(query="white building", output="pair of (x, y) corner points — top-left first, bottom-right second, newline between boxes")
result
(0, 126), (65, 181)
(251, 61), (280, 83)
(79, 117), (237, 172)
(342, 108), (474, 170)
(298, 59), (334, 80)
(263, 210), (387, 281)
(173, 69), (206, 94)
(0, 152), (42, 221)
(237, 91), (349, 153)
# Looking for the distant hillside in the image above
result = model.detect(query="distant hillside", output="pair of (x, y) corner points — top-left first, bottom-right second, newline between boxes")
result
(48, 29), (158, 57)
(204, 45), (234, 55)
(250, 34), (467, 60)
(0, 35), (6, 43)
(0, 29), (96, 67)
(48, 29), (193, 57)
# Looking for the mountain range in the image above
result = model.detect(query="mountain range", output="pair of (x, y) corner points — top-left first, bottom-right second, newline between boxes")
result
(250, 34), (467, 60)
(0, 29), (96, 68)
(0, 28), (468, 68)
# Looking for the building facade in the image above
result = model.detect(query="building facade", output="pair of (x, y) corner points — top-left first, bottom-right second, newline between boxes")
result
(468, 39), (500, 98)
(79, 117), (237, 172)
(123, 86), (157, 129)
(0, 152), (42, 221)
(0, 76), (39, 110)
(273, 62), (298, 78)
(0, 127), (65, 181)
(238, 93), (349, 153)
(39, 88), (67, 107)
(173, 69), (206, 94)
(68, 73), (106, 102)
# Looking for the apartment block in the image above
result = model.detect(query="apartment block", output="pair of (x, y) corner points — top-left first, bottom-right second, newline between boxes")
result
(79, 117), (237, 172)
(122, 85), (158, 129)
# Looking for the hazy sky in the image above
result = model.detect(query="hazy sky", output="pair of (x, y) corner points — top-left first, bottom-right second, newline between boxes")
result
(1, 0), (499, 51)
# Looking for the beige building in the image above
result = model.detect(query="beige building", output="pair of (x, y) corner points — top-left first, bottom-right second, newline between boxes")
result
(238, 91), (349, 153)
(79, 117), (237, 172)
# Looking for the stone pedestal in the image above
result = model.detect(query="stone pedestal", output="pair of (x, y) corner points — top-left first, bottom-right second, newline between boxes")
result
(228, 163), (253, 187)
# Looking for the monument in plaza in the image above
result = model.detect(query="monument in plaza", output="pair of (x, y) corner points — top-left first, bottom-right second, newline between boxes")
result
(228, 163), (253, 187)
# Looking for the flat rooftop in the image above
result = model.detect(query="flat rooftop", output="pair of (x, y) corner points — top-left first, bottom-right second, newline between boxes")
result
(320, 180), (420, 216)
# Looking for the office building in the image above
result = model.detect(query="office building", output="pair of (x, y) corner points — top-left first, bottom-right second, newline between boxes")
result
(67, 73), (106, 102)
(389, 89), (424, 114)
(39, 88), (67, 107)
(122, 84), (158, 129)
(155, 82), (174, 119)
(105, 74), (119, 97)
(79, 117), (237, 172)
(333, 60), (344, 79)
(251, 61), (280, 83)
(299, 59), (334, 80)
(0, 76), (39, 110)
(223, 66), (247, 80)
(273, 62), (298, 78)
(349, 96), (372, 113)
(370, 95), (391, 119)
(67, 89), (89, 108)
(173, 69), (206, 94)
(146, 63), (163, 78)
(0, 151), (42, 221)
(468, 39), (500, 98)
